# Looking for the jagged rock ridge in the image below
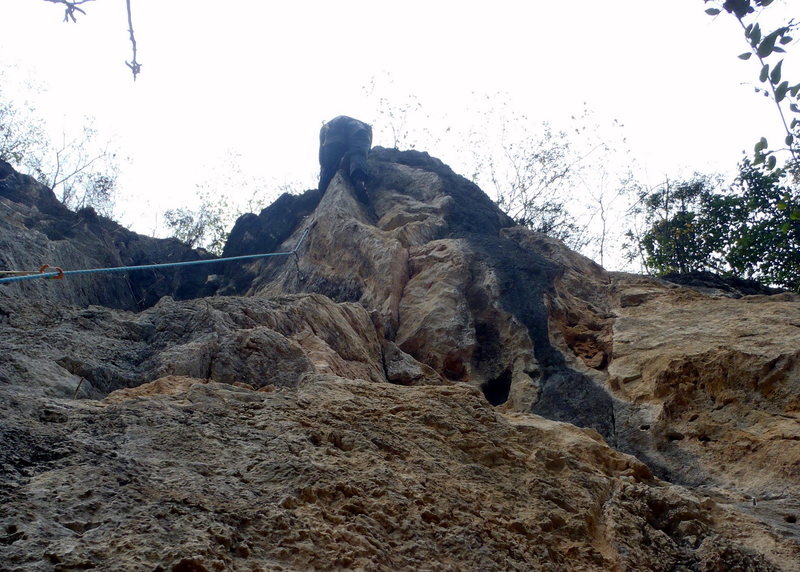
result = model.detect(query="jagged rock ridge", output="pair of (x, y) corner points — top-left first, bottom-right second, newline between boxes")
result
(0, 160), (216, 311)
(0, 150), (798, 570)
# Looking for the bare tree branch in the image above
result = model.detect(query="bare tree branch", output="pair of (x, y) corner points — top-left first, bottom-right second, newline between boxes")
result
(125, 0), (141, 80)
(43, 0), (142, 80)
(43, 0), (94, 23)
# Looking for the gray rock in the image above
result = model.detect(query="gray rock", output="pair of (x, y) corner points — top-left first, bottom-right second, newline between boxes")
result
(0, 160), (217, 311)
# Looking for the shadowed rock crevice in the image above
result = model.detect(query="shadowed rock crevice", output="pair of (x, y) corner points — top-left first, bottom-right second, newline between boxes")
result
(56, 355), (139, 396)
(661, 270), (782, 297)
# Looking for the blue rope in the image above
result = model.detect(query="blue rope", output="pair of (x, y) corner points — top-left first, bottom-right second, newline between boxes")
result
(0, 227), (310, 285)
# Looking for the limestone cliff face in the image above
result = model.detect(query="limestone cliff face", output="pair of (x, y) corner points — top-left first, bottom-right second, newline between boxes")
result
(1, 152), (798, 571)
(219, 148), (616, 439)
(0, 160), (216, 310)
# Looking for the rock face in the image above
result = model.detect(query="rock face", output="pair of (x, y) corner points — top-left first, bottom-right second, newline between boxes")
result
(0, 293), (383, 398)
(1, 151), (799, 570)
(607, 277), (800, 537)
(1, 376), (790, 572)
(219, 148), (616, 440)
(0, 160), (216, 311)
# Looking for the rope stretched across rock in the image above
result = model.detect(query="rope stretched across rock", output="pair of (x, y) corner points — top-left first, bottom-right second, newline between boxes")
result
(0, 227), (310, 285)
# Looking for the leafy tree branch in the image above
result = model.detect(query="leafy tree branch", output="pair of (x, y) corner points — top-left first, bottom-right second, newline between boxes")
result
(626, 162), (800, 290)
(704, 0), (800, 171)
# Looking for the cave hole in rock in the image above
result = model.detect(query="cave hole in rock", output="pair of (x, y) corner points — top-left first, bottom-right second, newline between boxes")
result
(785, 515), (797, 524)
(666, 431), (685, 441)
(481, 368), (512, 406)
(1, 524), (23, 546)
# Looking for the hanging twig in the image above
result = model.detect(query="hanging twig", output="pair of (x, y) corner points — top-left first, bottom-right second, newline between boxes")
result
(124, 0), (141, 80)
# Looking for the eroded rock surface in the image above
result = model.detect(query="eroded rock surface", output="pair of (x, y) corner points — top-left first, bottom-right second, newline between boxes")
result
(0, 292), (384, 398)
(606, 277), (800, 539)
(219, 148), (616, 440)
(2, 376), (794, 571)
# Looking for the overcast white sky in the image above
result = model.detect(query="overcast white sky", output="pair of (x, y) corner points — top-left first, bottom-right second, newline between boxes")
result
(1, 0), (796, 266)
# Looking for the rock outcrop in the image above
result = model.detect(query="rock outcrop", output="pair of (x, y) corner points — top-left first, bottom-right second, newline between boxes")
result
(219, 148), (617, 440)
(607, 277), (800, 537)
(1, 150), (798, 570)
(0, 160), (216, 311)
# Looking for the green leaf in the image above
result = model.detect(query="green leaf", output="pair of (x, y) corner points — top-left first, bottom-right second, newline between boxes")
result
(771, 60), (783, 84)
(780, 35), (793, 45)
(751, 24), (762, 46)
(738, 52), (753, 60)
(767, 155), (777, 170)
(792, 210), (800, 221)
(760, 0), (775, 6)
(757, 30), (781, 58)
(790, 103), (800, 113)
(787, 134), (795, 146)
(776, 81), (789, 102)
(777, 201), (787, 211)
(760, 64), (770, 83)
(755, 137), (768, 152)
(705, 7), (721, 15)
(790, 83), (800, 98)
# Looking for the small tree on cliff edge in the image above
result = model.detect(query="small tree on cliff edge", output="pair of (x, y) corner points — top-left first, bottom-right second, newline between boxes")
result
(0, 77), (120, 218)
(626, 177), (721, 275)
(627, 162), (800, 291)
(709, 160), (800, 290)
